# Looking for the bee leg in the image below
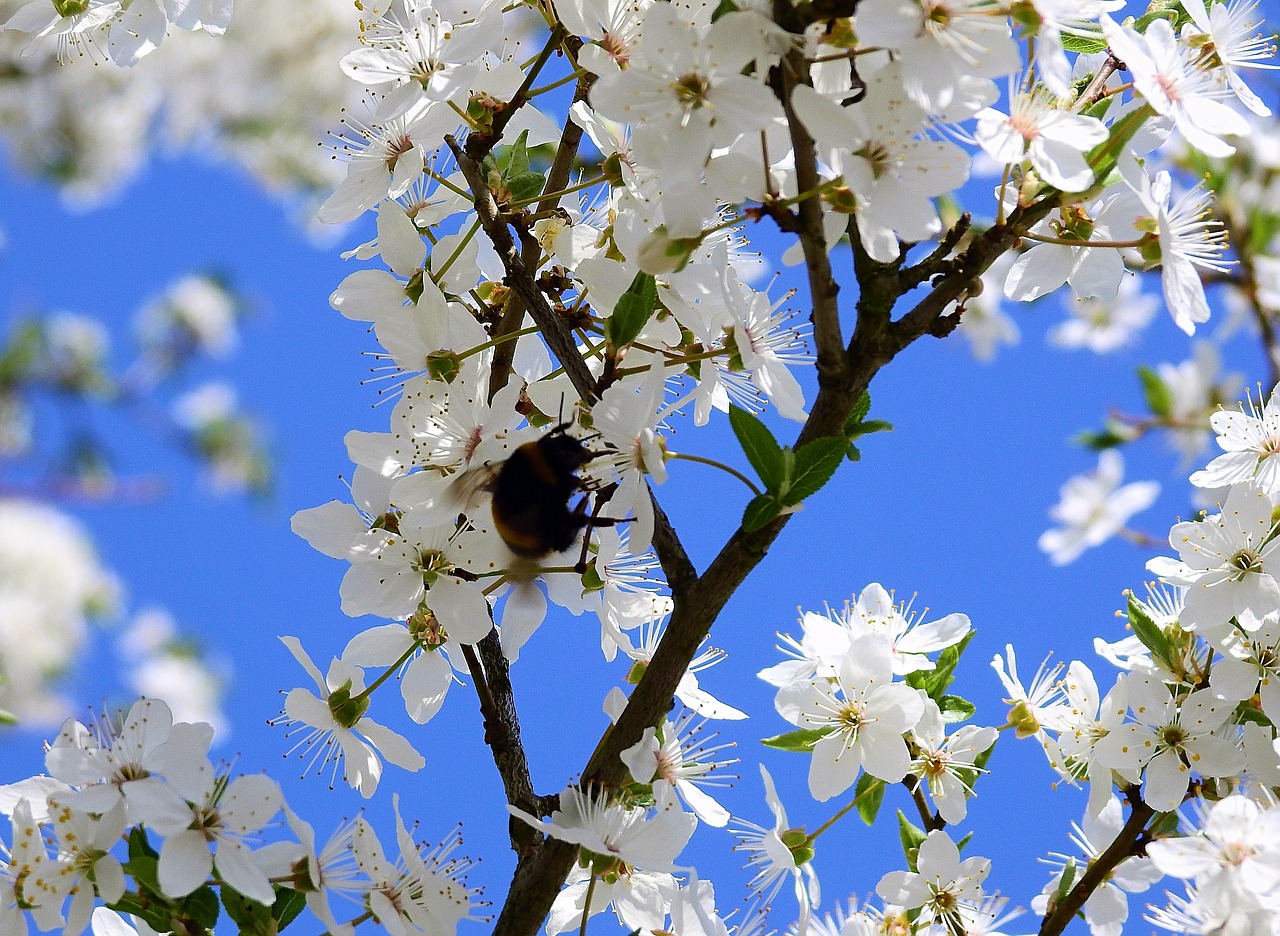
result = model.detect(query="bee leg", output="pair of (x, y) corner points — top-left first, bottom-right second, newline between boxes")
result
(572, 491), (629, 574)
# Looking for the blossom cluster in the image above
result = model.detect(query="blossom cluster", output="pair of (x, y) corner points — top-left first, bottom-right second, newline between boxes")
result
(0, 500), (116, 722)
(7, 0), (1280, 929)
(0, 0), (368, 203)
(0, 698), (484, 936)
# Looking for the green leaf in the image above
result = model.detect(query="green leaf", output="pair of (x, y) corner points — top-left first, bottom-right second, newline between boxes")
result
(1236, 702), (1272, 726)
(1060, 32), (1107, 53)
(742, 494), (782, 533)
(938, 694), (976, 724)
(729, 405), (786, 493)
(181, 885), (221, 931)
(222, 888), (274, 935)
(847, 391), (871, 427)
(1086, 101), (1154, 175)
(606, 272), (658, 351)
(1149, 810), (1182, 837)
(1127, 593), (1174, 670)
(1133, 8), (1178, 32)
(855, 774), (885, 826)
(1076, 427), (1129, 450)
(501, 129), (532, 176)
(897, 810), (927, 870)
(848, 418), (893, 438)
(761, 727), (832, 752)
(782, 437), (848, 505)
(506, 170), (547, 204)
(274, 889), (308, 931)
(126, 828), (162, 895)
(1137, 365), (1173, 418)
(1053, 857), (1078, 907)
(107, 894), (174, 934)
(973, 738), (997, 772)
(907, 631), (975, 701)
(1080, 95), (1114, 121)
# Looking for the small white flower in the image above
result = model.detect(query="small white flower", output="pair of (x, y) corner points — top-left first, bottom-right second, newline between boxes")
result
(1147, 482), (1280, 633)
(730, 765), (820, 932)
(1039, 451), (1160, 566)
(877, 830), (990, 932)
(274, 637), (426, 798)
(775, 635), (926, 799)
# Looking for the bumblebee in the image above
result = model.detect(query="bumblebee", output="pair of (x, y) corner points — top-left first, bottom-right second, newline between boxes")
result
(469, 423), (619, 561)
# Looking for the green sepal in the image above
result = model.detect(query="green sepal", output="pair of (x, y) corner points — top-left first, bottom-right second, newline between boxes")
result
(427, 350), (461, 383)
(761, 726), (832, 752)
(855, 774), (885, 826)
(1138, 365), (1173, 418)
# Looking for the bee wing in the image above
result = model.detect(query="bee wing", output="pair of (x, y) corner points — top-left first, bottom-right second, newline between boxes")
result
(445, 462), (502, 513)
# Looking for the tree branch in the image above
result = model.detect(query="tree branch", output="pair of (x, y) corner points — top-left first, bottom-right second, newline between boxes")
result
(447, 134), (599, 403)
(489, 69), (595, 399)
(1038, 786), (1155, 936)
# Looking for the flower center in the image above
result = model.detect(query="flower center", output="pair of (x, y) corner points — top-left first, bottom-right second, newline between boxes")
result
(385, 133), (414, 169)
(1231, 548), (1265, 577)
(1223, 840), (1256, 865)
(672, 73), (711, 111)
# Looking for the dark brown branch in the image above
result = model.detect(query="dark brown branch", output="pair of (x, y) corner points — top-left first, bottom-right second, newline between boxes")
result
(464, 25), (568, 162)
(1038, 787), (1156, 936)
(891, 197), (1061, 345)
(899, 213), (972, 291)
(774, 38), (847, 377)
(1227, 217), (1280, 389)
(446, 134), (599, 403)
(488, 19), (1060, 936)
(458, 629), (543, 857)
(902, 777), (946, 832)
(489, 69), (595, 397)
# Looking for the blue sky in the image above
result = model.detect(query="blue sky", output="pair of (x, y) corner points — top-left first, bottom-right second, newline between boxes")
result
(0, 86), (1274, 931)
